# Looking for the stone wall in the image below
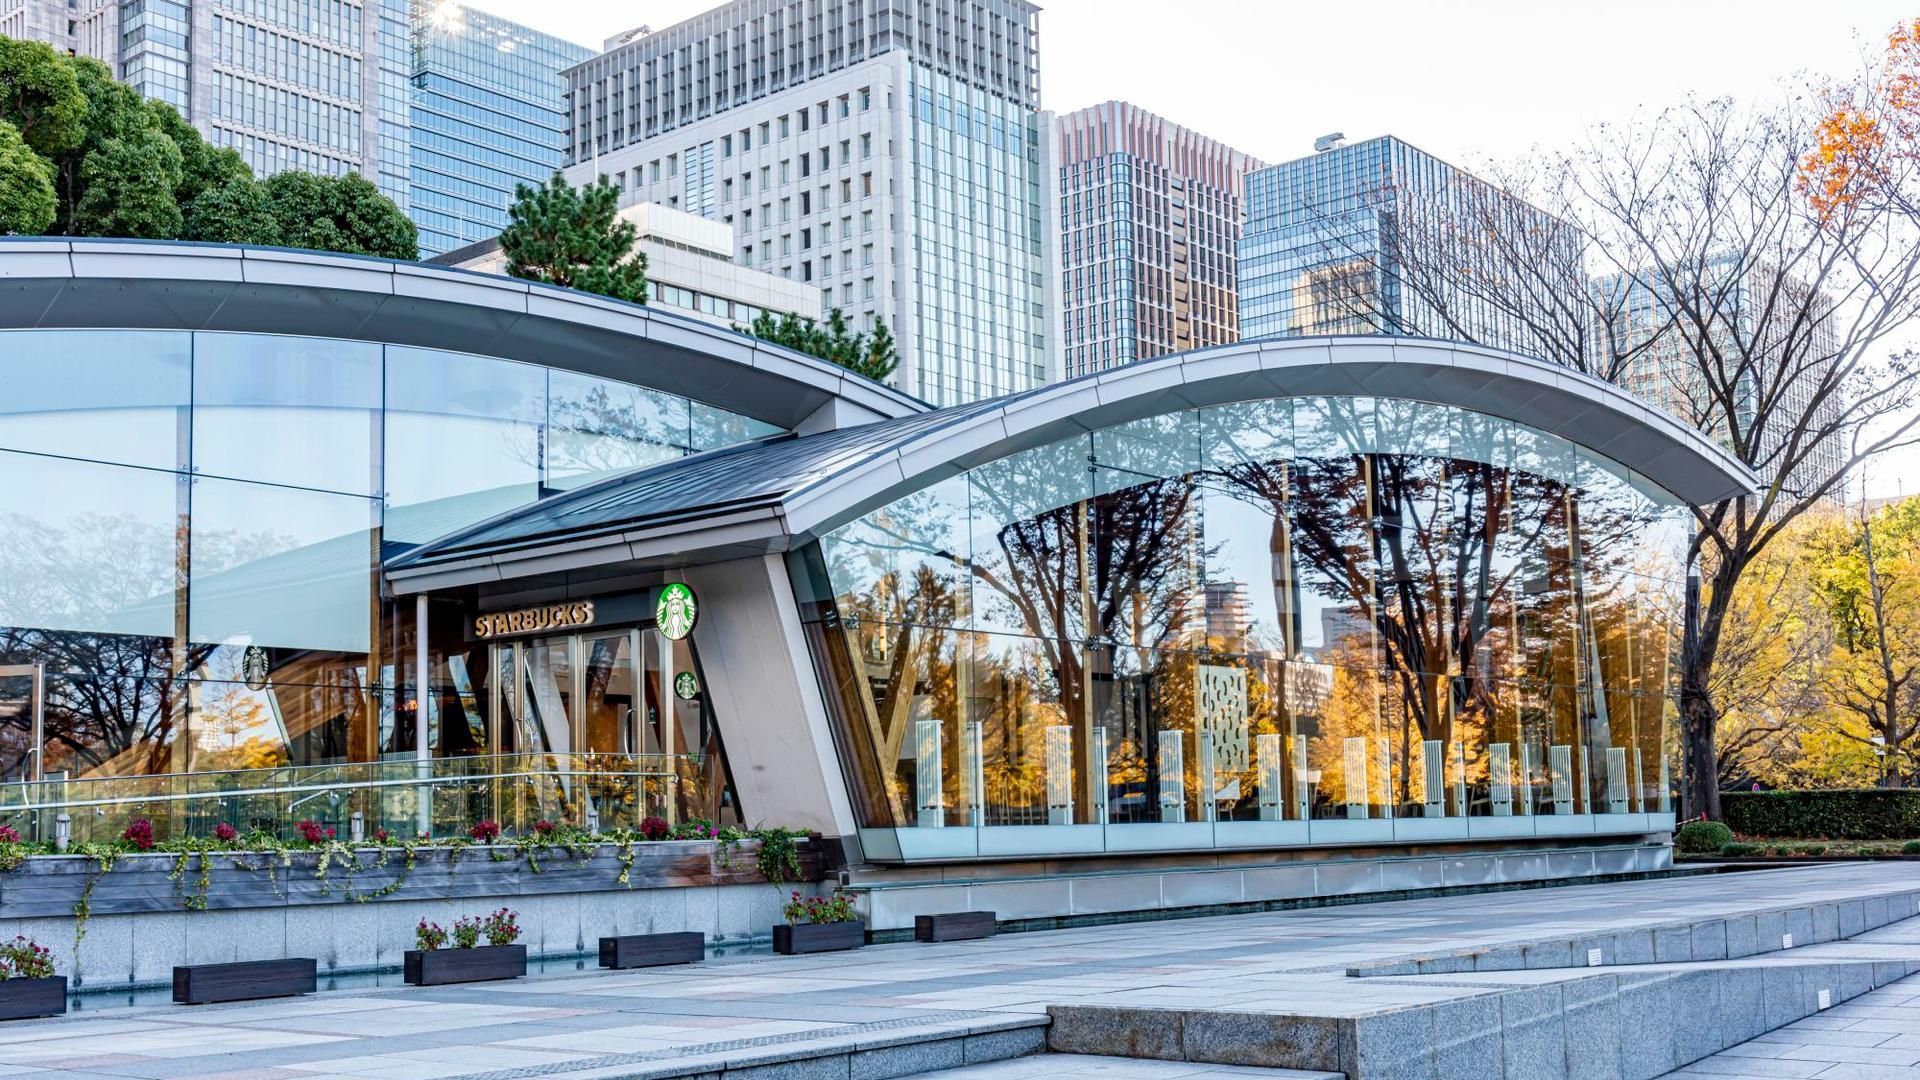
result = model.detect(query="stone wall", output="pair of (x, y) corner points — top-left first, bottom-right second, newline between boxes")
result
(0, 839), (825, 990)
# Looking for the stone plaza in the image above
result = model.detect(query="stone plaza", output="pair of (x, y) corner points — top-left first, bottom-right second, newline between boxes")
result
(0, 863), (1915, 1080)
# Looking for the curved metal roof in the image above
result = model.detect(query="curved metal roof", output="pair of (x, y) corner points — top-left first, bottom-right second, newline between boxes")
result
(386, 336), (1759, 591)
(0, 237), (926, 431)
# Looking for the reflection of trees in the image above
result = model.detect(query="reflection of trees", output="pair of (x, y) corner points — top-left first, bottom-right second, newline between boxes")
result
(542, 383), (687, 480)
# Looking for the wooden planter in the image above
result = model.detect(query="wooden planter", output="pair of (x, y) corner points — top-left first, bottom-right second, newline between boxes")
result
(403, 945), (527, 986)
(599, 932), (705, 969)
(914, 911), (996, 942)
(174, 959), (317, 1004)
(0, 977), (67, 1021)
(772, 920), (865, 955)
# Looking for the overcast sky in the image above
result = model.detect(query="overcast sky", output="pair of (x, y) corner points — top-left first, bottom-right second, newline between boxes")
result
(456, 0), (1920, 497)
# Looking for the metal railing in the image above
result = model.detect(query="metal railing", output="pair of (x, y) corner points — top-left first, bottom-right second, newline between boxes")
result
(0, 753), (719, 847)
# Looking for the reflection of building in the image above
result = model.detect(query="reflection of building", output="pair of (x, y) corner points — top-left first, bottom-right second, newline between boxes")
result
(1053, 101), (1264, 378)
(433, 203), (823, 328)
(1238, 134), (1578, 352)
(1, 0), (118, 62)
(409, 4), (593, 257)
(2, 239), (1754, 901)
(559, 0), (1054, 405)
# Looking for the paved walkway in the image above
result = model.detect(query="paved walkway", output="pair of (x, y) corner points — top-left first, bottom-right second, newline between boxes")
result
(0, 863), (1914, 1080)
(1658, 916), (1920, 1079)
(916, 1055), (1339, 1079)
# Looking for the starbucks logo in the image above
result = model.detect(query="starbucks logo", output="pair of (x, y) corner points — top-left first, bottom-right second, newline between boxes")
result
(656, 582), (697, 640)
(674, 671), (699, 700)
(241, 645), (271, 691)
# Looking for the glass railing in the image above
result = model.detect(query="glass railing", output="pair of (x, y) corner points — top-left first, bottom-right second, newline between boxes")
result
(0, 753), (717, 847)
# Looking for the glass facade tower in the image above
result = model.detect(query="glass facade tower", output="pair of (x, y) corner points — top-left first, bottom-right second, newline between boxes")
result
(1238, 135), (1578, 355)
(409, 4), (592, 257)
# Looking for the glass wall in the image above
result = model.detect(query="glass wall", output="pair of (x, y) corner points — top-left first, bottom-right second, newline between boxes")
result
(796, 396), (1689, 839)
(0, 329), (780, 781)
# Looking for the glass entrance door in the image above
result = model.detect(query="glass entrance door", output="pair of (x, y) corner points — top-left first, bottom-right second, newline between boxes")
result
(0, 664), (45, 783)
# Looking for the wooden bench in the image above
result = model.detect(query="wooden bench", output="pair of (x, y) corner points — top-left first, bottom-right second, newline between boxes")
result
(914, 911), (996, 942)
(598, 932), (705, 969)
(173, 959), (317, 1005)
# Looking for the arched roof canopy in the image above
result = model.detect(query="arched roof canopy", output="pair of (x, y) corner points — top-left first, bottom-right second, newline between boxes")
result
(386, 336), (1759, 592)
(0, 237), (926, 431)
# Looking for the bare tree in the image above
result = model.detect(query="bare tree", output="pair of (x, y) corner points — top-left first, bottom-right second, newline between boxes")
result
(1297, 91), (1920, 820)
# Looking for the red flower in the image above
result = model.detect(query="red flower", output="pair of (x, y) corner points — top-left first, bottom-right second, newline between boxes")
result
(639, 816), (670, 841)
(0, 824), (20, 844)
(213, 823), (238, 843)
(469, 819), (501, 843)
(122, 819), (155, 851)
(533, 820), (555, 835)
(374, 828), (390, 844)
(295, 820), (328, 846)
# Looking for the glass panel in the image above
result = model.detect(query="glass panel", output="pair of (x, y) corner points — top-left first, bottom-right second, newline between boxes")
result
(41, 673), (187, 780)
(691, 400), (782, 451)
(547, 370), (689, 490)
(0, 670), (36, 782)
(581, 631), (637, 754)
(0, 449), (179, 640)
(191, 333), (381, 495)
(968, 437), (1091, 638)
(0, 330), (190, 470)
(516, 636), (574, 755)
(188, 477), (376, 654)
(818, 474), (968, 628)
(383, 346), (544, 543)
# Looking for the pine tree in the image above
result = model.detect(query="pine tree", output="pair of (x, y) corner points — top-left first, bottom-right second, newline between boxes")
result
(499, 173), (649, 304)
(736, 307), (898, 384)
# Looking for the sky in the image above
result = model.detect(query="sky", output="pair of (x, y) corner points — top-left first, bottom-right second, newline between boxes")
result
(457, 0), (1920, 497)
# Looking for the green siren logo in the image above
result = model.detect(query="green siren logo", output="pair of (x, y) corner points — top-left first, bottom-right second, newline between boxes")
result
(657, 582), (697, 640)
(674, 671), (699, 700)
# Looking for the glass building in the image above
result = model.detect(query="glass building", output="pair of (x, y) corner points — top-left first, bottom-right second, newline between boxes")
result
(2, 239), (1751, 876)
(409, 4), (592, 257)
(0, 240), (922, 831)
(1238, 135), (1579, 354)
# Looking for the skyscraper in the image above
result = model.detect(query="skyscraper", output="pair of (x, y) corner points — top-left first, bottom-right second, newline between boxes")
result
(561, 0), (1054, 406)
(409, 3), (592, 257)
(1053, 101), (1263, 379)
(4, 0), (412, 210)
(1237, 134), (1578, 356)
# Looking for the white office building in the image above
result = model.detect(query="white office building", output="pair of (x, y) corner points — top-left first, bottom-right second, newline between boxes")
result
(434, 202), (823, 330)
(561, 0), (1055, 405)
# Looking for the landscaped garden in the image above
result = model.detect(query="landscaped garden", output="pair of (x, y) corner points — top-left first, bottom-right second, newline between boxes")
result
(1673, 790), (1920, 860)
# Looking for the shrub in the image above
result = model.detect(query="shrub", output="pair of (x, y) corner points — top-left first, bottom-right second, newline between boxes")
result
(0, 936), (55, 980)
(1722, 789), (1920, 840)
(1719, 842), (1764, 856)
(415, 920), (447, 951)
(1797, 844), (1828, 856)
(1902, 840), (1920, 855)
(1675, 820), (1733, 853)
(782, 890), (857, 925)
(482, 908), (520, 947)
(122, 818), (155, 850)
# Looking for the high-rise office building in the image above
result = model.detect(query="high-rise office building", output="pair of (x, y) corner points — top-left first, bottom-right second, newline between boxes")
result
(1053, 102), (1263, 379)
(409, 4), (592, 257)
(561, 0), (1054, 406)
(1238, 134), (1578, 356)
(1604, 260), (1846, 507)
(1, 0), (118, 65)
(5, 0), (411, 210)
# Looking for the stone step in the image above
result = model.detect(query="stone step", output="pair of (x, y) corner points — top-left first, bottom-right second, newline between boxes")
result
(570, 1011), (1051, 1080)
(1047, 955), (1917, 1080)
(1341, 884), (1920, 976)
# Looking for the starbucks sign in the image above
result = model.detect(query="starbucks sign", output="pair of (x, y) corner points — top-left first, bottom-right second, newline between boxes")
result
(656, 582), (697, 640)
(674, 671), (699, 700)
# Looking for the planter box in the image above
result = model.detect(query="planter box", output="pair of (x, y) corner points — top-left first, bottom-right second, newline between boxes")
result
(403, 945), (527, 986)
(173, 959), (317, 1005)
(599, 932), (704, 969)
(914, 911), (997, 943)
(0, 977), (67, 1021)
(772, 920), (865, 955)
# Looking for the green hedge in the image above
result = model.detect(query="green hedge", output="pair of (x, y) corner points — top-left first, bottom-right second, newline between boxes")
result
(1721, 789), (1920, 840)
